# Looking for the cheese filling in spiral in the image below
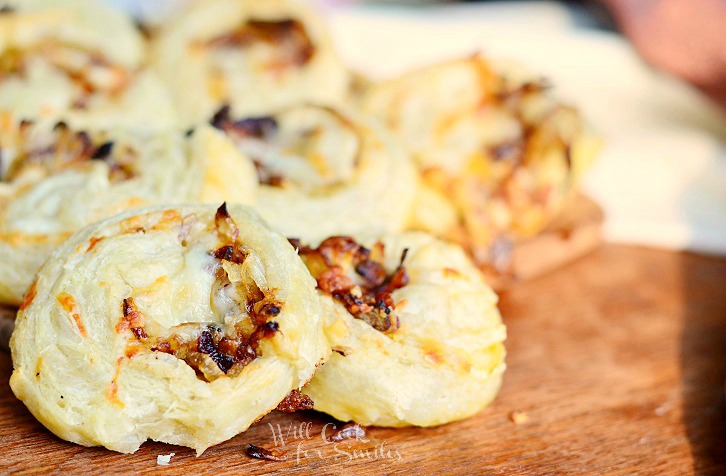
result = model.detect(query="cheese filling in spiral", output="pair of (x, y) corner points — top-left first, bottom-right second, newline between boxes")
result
(152, 0), (349, 127)
(0, 115), (256, 305)
(0, 0), (174, 130)
(297, 233), (507, 427)
(363, 56), (601, 272)
(10, 204), (329, 454)
(211, 104), (419, 243)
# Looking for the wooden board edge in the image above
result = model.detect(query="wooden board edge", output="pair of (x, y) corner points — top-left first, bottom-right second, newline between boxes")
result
(489, 194), (604, 290)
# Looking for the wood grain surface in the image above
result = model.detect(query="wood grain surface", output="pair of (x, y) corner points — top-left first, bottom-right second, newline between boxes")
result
(0, 244), (724, 475)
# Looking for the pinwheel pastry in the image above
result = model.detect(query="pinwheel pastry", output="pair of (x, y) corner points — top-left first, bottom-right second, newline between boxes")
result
(0, 115), (256, 305)
(210, 104), (419, 243)
(362, 56), (601, 273)
(151, 0), (350, 128)
(298, 232), (506, 427)
(0, 0), (174, 130)
(10, 204), (329, 454)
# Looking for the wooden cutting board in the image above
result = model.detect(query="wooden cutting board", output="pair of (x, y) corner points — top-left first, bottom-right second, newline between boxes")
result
(1, 244), (724, 474)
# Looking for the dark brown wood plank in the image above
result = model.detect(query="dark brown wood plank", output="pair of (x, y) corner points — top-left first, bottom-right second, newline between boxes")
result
(0, 245), (724, 475)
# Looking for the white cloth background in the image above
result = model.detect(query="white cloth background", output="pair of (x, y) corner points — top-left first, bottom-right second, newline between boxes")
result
(108, 0), (726, 255)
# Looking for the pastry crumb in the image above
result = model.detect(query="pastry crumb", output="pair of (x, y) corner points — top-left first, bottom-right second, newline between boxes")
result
(157, 453), (175, 466)
(509, 411), (529, 424)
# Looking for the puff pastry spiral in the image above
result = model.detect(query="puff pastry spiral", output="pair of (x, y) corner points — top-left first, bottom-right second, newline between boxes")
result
(363, 56), (600, 270)
(298, 233), (506, 427)
(152, 0), (349, 127)
(10, 204), (329, 454)
(0, 0), (174, 130)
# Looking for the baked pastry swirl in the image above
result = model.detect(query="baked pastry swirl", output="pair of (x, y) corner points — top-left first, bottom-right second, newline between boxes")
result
(211, 104), (419, 243)
(0, 0), (174, 130)
(363, 56), (601, 271)
(10, 204), (329, 454)
(152, 0), (349, 128)
(298, 233), (506, 427)
(0, 115), (255, 305)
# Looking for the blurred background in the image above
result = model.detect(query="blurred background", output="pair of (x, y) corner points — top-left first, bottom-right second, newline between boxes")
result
(110, 0), (726, 255)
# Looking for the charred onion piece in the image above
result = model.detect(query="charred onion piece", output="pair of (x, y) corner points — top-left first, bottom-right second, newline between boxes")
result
(294, 236), (409, 333)
(209, 107), (284, 186)
(3, 121), (135, 182)
(213, 244), (248, 264)
(207, 18), (315, 67)
(197, 328), (236, 373)
(148, 315), (281, 382)
(210, 105), (278, 139)
(119, 297), (147, 340)
(91, 141), (114, 160)
(150, 208), (282, 382)
(150, 320), (279, 382)
(276, 389), (314, 413)
(214, 202), (239, 242)
(212, 202), (249, 263)
(246, 444), (288, 462)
